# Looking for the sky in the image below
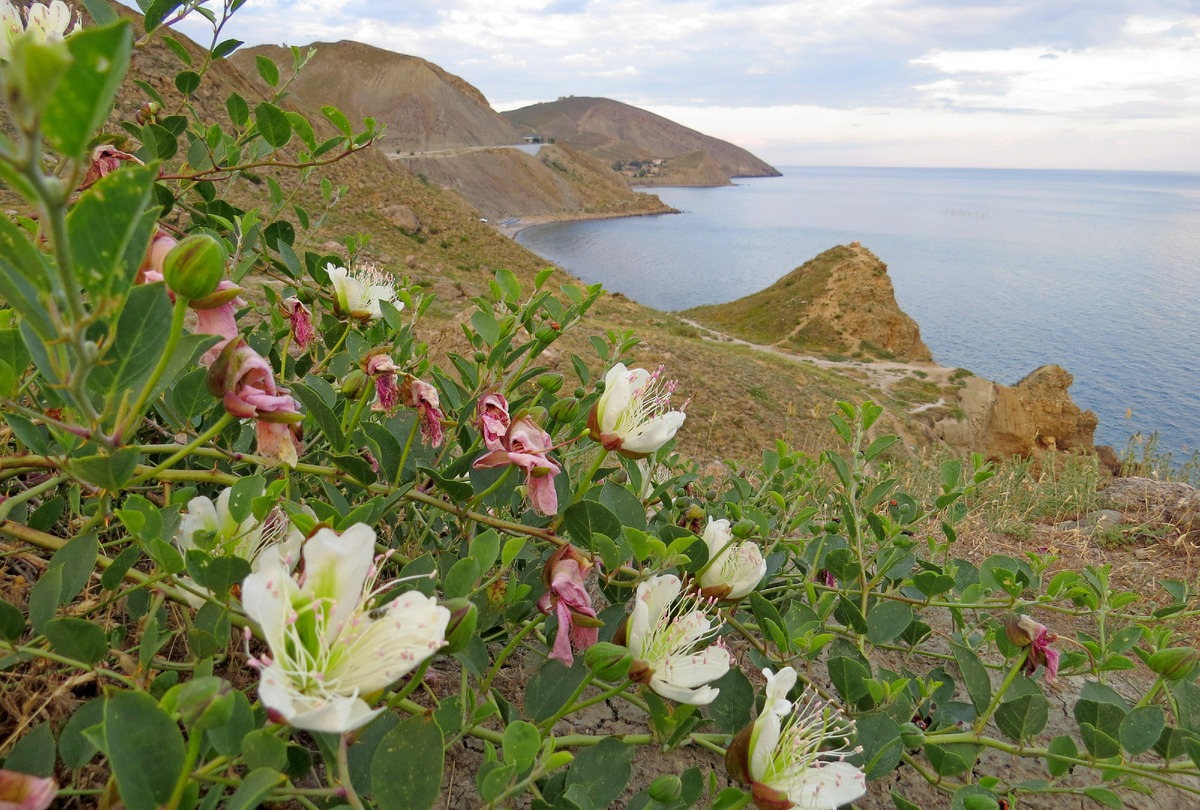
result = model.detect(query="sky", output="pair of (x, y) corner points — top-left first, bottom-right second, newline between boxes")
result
(172, 0), (1200, 171)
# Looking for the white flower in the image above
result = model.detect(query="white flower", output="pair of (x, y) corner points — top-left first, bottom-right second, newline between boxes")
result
(625, 574), (731, 705)
(242, 523), (449, 733)
(172, 489), (305, 605)
(1, 0), (79, 61)
(327, 262), (401, 320)
(747, 667), (867, 810)
(698, 518), (766, 600)
(588, 363), (686, 458)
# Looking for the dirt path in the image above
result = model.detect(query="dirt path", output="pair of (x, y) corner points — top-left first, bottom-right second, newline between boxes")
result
(676, 316), (954, 401)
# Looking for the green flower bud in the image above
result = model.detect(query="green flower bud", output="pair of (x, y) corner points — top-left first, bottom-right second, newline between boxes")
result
(573, 387), (587, 399)
(732, 519), (756, 539)
(441, 598), (478, 655)
(899, 721), (925, 749)
(473, 351), (488, 363)
(548, 397), (579, 422)
(648, 775), (683, 803)
(537, 373), (564, 393)
(163, 234), (227, 300)
(1148, 647), (1199, 680)
(534, 326), (558, 343)
(340, 369), (369, 400)
(584, 641), (633, 681)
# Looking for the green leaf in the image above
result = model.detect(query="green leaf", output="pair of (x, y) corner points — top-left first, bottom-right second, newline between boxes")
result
(144, 0), (184, 31)
(242, 729), (288, 772)
(856, 712), (903, 779)
(224, 767), (285, 810)
(82, 0), (119, 25)
(254, 54), (280, 87)
(43, 21), (134, 157)
(60, 697), (105, 768)
(226, 92), (250, 127)
(995, 693), (1049, 741)
(1083, 788), (1123, 809)
(212, 38), (243, 59)
(174, 70), (201, 94)
(71, 448), (141, 491)
(205, 689), (254, 758)
(1079, 722), (1121, 759)
(254, 102), (292, 149)
(951, 642), (992, 715)
(525, 659), (588, 722)
(28, 532), (98, 632)
(321, 105), (352, 135)
(0, 211), (54, 339)
(866, 600), (913, 645)
(913, 571), (956, 597)
(706, 667), (755, 735)
(1045, 734), (1077, 776)
(371, 715), (444, 810)
(1119, 706), (1165, 755)
(828, 655), (872, 707)
(503, 721), (541, 772)
(443, 557), (481, 599)
(0, 599), (25, 640)
(292, 383), (343, 449)
(5, 722), (55, 776)
(44, 617), (108, 665)
(564, 738), (635, 809)
(925, 742), (978, 777)
(563, 499), (621, 551)
(599, 482), (647, 532)
(104, 690), (187, 810)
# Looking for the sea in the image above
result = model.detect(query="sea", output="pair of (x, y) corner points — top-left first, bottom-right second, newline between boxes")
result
(515, 167), (1200, 458)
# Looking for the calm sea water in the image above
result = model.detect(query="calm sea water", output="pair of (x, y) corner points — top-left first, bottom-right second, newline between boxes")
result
(516, 167), (1200, 456)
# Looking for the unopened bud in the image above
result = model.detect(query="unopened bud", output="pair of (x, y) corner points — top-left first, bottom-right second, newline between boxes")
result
(1148, 647), (1199, 680)
(732, 519), (756, 539)
(537, 373), (564, 393)
(441, 598), (478, 655)
(584, 641), (633, 681)
(163, 234), (227, 300)
(899, 721), (925, 749)
(341, 369), (369, 400)
(136, 100), (162, 125)
(648, 775), (682, 803)
(548, 397), (579, 422)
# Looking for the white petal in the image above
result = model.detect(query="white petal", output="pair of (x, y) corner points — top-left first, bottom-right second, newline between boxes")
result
(702, 518), (733, 558)
(178, 495), (218, 552)
(214, 488), (243, 537)
(763, 667), (798, 715)
(776, 761), (867, 810)
(331, 591), (450, 693)
(650, 676), (720, 705)
(619, 411), (685, 454)
(749, 707), (782, 781)
(629, 575), (680, 655)
(259, 662), (381, 734)
(241, 561), (295, 650)
(596, 363), (633, 433)
(657, 646), (731, 688)
(301, 524), (376, 637)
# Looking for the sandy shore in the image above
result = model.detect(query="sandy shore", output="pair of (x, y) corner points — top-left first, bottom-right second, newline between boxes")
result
(494, 206), (679, 239)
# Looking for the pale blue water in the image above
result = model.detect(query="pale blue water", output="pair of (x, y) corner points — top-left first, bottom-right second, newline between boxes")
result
(516, 167), (1200, 456)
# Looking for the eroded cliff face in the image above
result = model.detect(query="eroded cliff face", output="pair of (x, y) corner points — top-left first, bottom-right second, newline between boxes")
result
(935, 365), (1098, 459)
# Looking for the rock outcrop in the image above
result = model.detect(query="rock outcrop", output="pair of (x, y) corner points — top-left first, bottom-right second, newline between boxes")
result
(684, 243), (932, 362)
(936, 365), (1098, 459)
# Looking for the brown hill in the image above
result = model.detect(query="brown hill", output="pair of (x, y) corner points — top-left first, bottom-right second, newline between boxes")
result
(503, 96), (780, 185)
(234, 41), (520, 152)
(684, 243), (932, 362)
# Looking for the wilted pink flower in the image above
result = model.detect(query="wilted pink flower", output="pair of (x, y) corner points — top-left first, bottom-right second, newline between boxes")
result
(282, 297), (315, 350)
(80, 144), (142, 190)
(138, 229), (176, 284)
(0, 769), (57, 810)
(366, 353), (400, 415)
(193, 280), (246, 366)
(473, 415), (561, 515)
(536, 545), (599, 666)
(401, 378), (444, 447)
(1008, 614), (1061, 684)
(207, 338), (303, 466)
(477, 392), (510, 451)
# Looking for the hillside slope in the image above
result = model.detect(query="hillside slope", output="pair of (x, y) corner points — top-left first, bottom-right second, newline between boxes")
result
(504, 96), (780, 185)
(235, 41), (519, 152)
(684, 243), (932, 362)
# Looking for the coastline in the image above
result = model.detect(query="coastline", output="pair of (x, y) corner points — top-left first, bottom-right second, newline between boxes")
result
(496, 205), (679, 239)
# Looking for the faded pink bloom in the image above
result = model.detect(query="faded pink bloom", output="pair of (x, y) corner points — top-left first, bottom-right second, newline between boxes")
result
(367, 354), (400, 415)
(208, 338), (303, 466)
(473, 415), (561, 515)
(282, 297), (315, 350)
(138, 229), (176, 284)
(80, 144), (142, 190)
(401, 378), (445, 447)
(0, 769), (57, 810)
(1010, 614), (1061, 684)
(193, 280), (245, 366)
(536, 545), (599, 666)
(477, 393), (510, 451)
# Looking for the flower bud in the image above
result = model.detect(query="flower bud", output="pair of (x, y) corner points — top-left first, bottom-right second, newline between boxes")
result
(1147, 647), (1199, 680)
(548, 396), (579, 422)
(341, 369), (369, 400)
(1004, 614), (1037, 647)
(163, 234), (227, 301)
(732, 519), (756, 539)
(648, 775), (683, 803)
(473, 351), (487, 363)
(440, 598), (478, 655)
(537, 373), (564, 393)
(899, 720), (925, 749)
(584, 641), (634, 681)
